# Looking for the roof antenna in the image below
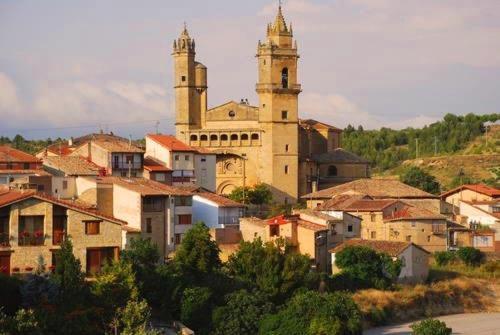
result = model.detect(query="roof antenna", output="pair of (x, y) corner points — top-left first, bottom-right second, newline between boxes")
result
(155, 120), (160, 135)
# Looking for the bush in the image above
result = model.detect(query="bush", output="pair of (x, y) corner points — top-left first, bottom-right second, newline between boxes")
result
(457, 247), (483, 266)
(434, 251), (456, 266)
(410, 318), (452, 335)
(180, 286), (212, 332)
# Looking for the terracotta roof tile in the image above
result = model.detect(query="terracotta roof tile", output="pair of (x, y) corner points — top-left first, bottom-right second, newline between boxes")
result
(297, 219), (328, 232)
(317, 194), (372, 210)
(147, 134), (197, 152)
(0, 170), (50, 176)
(0, 146), (40, 163)
(441, 184), (500, 199)
(100, 177), (191, 196)
(143, 157), (172, 172)
(384, 206), (446, 221)
(43, 156), (102, 176)
(329, 239), (429, 256)
(194, 191), (245, 208)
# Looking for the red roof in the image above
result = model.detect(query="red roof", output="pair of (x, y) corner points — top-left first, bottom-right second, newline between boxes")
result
(143, 157), (172, 172)
(0, 146), (40, 163)
(268, 215), (296, 225)
(147, 134), (197, 152)
(343, 199), (399, 212)
(384, 206), (446, 221)
(441, 184), (500, 199)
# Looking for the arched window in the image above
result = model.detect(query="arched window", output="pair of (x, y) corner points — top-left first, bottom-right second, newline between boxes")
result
(200, 134), (208, 141)
(328, 165), (338, 176)
(230, 134), (238, 141)
(210, 134), (218, 141)
(251, 133), (259, 140)
(281, 68), (288, 88)
(241, 134), (249, 140)
(190, 134), (198, 141)
(221, 134), (228, 141)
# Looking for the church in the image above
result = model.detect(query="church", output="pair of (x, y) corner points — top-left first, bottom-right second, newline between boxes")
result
(173, 5), (369, 203)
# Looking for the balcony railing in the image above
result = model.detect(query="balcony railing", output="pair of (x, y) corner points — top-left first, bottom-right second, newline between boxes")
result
(112, 162), (142, 169)
(218, 216), (241, 226)
(0, 232), (10, 247)
(18, 232), (45, 246)
(432, 224), (447, 234)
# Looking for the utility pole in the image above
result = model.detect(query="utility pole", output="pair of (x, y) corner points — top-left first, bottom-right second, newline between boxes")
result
(434, 136), (438, 156)
(415, 138), (419, 159)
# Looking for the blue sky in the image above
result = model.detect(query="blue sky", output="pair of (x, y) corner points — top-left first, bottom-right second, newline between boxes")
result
(1, 0), (499, 139)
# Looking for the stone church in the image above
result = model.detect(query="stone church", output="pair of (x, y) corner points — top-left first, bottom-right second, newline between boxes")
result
(173, 5), (369, 203)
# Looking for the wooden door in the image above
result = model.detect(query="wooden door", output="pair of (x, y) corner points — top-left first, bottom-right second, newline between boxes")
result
(86, 249), (101, 275)
(0, 254), (10, 275)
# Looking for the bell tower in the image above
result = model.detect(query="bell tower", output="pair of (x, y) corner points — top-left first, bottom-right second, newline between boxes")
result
(256, 5), (301, 203)
(173, 25), (207, 142)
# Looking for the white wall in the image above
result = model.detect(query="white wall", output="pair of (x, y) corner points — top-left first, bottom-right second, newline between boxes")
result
(113, 184), (142, 229)
(460, 201), (498, 226)
(145, 137), (172, 167)
(192, 195), (220, 228)
(75, 176), (97, 196)
(194, 154), (216, 192)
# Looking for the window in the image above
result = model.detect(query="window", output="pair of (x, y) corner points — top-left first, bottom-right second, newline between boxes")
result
(411, 221), (416, 227)
(190, 134), (198, 141)
(120, 171), (127, 177)
(37, 185), (45, 192)
(201, 157), (206, 162)
(285, 144), (289, 152)
(241, 134), (249, 140)
(181, 75), (186, 82)
(126, 155), (134, 163)
(185, 155), (190, 161)
(221, 134), (228, 141)
(427, 235), (431, 242)
(143, 197), (163, 212)
(228, 110), (236, 117)
(251, 133), (259, 140)
(210, 134), (218, 141)
(281, 110), (288, 120)
(281, 67), (289, 88)
(328, 165), (338, 176)
(175, 196), (192, 206)
(230, 134), (238, 141)
(370, 213), (376, 222)
(62, 180), (68, 190)
(406, 235), (412, 242)
(370, 231), (376, 239)
(86, 247), (116, 276)
(23, 163), (30, 170)
(347, 225), (353, 232)
(53, 214), (67, 245)
(85, 221), (100, 235)
(18, 216), (44, 246)
(175, 233), (182, 245)
(200, 135), (208, 141)
(270, 225), (280, 237)
(284, 165), (289, 174)
(146, 218), (152, 233)
(178, 214), (192, 225)
(155, 173), (166, 182)
(174, 155), (179, 161)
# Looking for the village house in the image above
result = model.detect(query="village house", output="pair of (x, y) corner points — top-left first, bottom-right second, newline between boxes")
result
(96, 177), (193, 259)
(42, 156), (102, 204)
(0, 189), (124, 276)
(240, 210), (361, 273)
(189, 187), (245, 228)
(0, 146), (51, 192)
(145, 134), (217, 192)
(330, 239), (430, 283)
(143, 156), (173, 185)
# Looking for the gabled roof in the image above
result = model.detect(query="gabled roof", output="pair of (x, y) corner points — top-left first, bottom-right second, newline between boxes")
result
(147, 134), (197, 152)
(317, 194), (372, 211)
(384, 206), (446, 222)
(193, 191), (245, 208)
(302, 179), (437, 200)
(43, 156), (101, 176)
(299, 119), (342, 132)
(329, 239), (430, 256)
(207, 100), (258, 112)
(100, 177), (191, 196)
(0, 190), (125, 225)
(343, 199), (400, 212)
(297, 219), (328, 232)
(441, 184), (500, 199)
(311, 148), (369, 164)
(0, 146), (40, 163)
(143, 157), (172, 172)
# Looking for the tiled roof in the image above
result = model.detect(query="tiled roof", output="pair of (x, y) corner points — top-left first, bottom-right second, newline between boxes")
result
(297, 219), (328, 232)
(0, 190), (125, 225)
(384, 206), (446, 221)
(0, 170), (50, 176)
(268, 214), (296, 225)
(343, 199), (399, 212)
(147, 134), (197, 152)
(40, 143), (74, 156)
(0, 146), (40, 163)
(100, 177), (191, 196)
(329, 239), (429, 256)
(194, 191), (245, 208)
(311, 148), (369, 164)
(43, 156), (101, 176)
(302, 179), (437, 199)
(143, 157), (172, 172)
(299, 119), (342, 132)
(91, 137), (144, 153)
(294, 209), (342, 221)
(317, 194), (372, 210)
(441, 184), (500, 199)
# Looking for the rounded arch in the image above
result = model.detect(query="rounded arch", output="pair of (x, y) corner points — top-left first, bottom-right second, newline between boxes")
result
(220, 134), (228, 141)
(281, 67), (289, 88)
(210, 134), (218, 141)
(190, 134), (198, 141)
(200, 134), (208, 141)
(241, 133), (249, 140)
(328, 165), (338, 176)
(217, 181), (238, 195)
(251, 133), (259, 140)
(230, 134), (238, 141)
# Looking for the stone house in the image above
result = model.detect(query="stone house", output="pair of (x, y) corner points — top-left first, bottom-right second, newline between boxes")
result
(330, 239), (430, 284)
(96, 177), (193, 259)
(0, 189), (124, 276)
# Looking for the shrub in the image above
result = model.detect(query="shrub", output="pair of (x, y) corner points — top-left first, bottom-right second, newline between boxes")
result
(434, 251), (456, 266)
(180, 286), (212, 332)
(457, 247), (483, 266)
(410, 318), (452, 335)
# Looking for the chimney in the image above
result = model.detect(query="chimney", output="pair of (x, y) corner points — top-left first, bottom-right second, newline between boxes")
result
(68, 137), (73, 146)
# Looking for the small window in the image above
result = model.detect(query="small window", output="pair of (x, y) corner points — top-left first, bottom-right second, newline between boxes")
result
(228, 110), (236, 117)
(120, 171), (127, 177)
(62, 180), (68, 190)
(210, 134), (218, 141)
(251, 133), (259, 140)
(190, 134), (198, 141)
(85, 221), (100, 235)
(200, 135), (208, 141)
(328, 165), (338, 176)
(370, 213), (376, 222)
(181, 76), (186, 82)
(281, 110), (288, 120)
(175, 233), (181, 245)
(347, 225), (353, 232)
(185, 155), (190, 161)
(262, 103), (266, 108)
(174, 155), (179, 161)
(270, 225), (280, 237)
(406, 235), (412, 242)
(284, 165), (289, 174)
(23, 163), (30, 169)
(427, 235), (431, 242)
(201, 156), (206, 162)
(370, 231), (376, 239)
(146, 218), (152, 234)
(285, 144), (289, 152)
(263, 59), (266, 65)
(281, 67), (288, 88)
(221, 134), (228, 141)
(241, 134), (249, 140)
(230, 134), (238, 141)
(411, 221), (416, 227)
(178, 214), (192, 225)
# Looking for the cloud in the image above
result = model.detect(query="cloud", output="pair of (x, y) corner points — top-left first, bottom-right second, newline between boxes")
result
(0, 72), (21, 114)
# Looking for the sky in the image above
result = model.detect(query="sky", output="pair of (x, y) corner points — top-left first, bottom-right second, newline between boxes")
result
(1, 0), (500, 139)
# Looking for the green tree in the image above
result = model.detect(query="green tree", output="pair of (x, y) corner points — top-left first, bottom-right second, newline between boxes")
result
(259, 291), (362, 335)
(400, 166), (440, 194)
(120, 299), (160, 335)
(0, 308), (41, 335)
(174, 222), (221, 275)
(410, 318), (452, 335)
(228, 186), (251, 204)
(180, 286), (212, 333)
(248, 183), (273, 207)
(52, 238), (85, 305)
(212, 290), (274, 335)
(457, 247), (483, 266)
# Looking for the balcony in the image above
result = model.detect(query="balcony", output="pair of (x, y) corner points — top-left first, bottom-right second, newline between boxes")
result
(0, 232), (10, 247)
(18, 232), (45, 246)
(432, 224), (447, 235)
(112, 161), (142, 170)
(218, 216), (241, 226)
